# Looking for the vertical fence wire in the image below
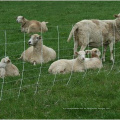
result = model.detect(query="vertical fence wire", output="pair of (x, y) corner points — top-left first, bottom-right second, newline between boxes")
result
(34, 28), (43, 94)
(82, 22), (89, 79)
(57, 26), (60, 60)
(51, 26), (60, 87)
(107, 22), (116, 75)
(4, 30), (7, 57)
(97, 28), (104, 75)
(18, 32), (26, 98)
(0, 30), (7, 101)
(66, 25), (75, 85)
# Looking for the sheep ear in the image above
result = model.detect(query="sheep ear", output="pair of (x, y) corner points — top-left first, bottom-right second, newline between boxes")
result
(75, 52), (79, 56)
(114, 14), (118, 18)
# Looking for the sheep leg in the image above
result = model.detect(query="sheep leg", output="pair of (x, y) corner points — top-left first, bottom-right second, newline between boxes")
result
(18, 55), (23, 60)
(74, 41), (78, 55)
(102, 45), (107, 62)
(109, 42), (114, 62)
(80, 45), (87, 51)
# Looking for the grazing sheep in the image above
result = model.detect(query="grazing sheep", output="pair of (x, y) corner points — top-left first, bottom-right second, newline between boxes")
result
(85, 48), (103, 69)
(67, 13), (120, 62)
(1, 57), (20, 77)
(0, 58), (7, 78)
(16, 16), (48, 33)
(48, 51), (86, 74)
(19, 34), (56, 65)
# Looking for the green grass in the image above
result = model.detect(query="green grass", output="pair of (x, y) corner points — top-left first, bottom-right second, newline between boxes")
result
(0, 1), (120, 119)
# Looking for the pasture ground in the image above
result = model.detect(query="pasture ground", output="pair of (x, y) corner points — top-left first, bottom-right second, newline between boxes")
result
(0, 1), (120, 119)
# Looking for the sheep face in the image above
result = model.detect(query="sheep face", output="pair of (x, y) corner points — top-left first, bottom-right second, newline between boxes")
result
(28, 34), (41, 46)
(16, 16), (24, 23)
(1, 57), (11, 64)
(75, 51), (85, 61)
(91, 48), (101, 57)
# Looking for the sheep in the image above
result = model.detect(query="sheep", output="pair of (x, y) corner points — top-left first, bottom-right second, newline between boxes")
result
(1, 57), (20, 77)
(48, 51), (86, 74)
(19, 34), (56, 65)
(84, 48), (103, 69)
(16, 16), (48, 33)
(67, 13), (120, 62)
(0, 58), (7, 78)
(85, 48), (101, 58)
(49, 48), (103, 74)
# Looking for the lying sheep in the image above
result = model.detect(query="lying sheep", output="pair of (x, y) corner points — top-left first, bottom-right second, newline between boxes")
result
(0, 58), (7, 78)
(49, 49), (103, 74)
(19, 34), (56, 65)
(1, 57), (20, 77)
(48, 51), (86, 74)
(67, 13), (120, 62)
(16, 16), (48, 33)
(85, 48), (101, 58)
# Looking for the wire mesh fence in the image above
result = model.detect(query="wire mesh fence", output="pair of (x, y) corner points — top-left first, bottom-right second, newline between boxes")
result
(0, 24), (119, 101)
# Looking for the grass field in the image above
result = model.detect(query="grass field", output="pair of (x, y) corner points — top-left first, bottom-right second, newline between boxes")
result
(1, 1), (120, 119)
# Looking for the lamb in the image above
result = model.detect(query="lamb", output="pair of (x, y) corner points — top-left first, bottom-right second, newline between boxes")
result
(67, 13), (120, 62)
(49, 48), (103, 74)
(85, 48), (101, 58)
(84, 48), (103, 69)
(48, 51), (86, 74)
(16, 16), (48, 33)
(1, 57), (20, 77)
(0, 58), (7, 78)
(19, 34), (56, 65)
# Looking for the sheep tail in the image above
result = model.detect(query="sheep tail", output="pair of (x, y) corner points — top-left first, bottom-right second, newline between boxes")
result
(67, 24), (78, 42)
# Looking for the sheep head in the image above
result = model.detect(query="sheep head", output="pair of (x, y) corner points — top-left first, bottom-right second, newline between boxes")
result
(85, 48), (101, 58)
(16, 16), (25, 23)
(75, 51), (85, 61)
(1, 56), (11, 65)
(28, 34), (42, 46)
(91, 48), (101, 58)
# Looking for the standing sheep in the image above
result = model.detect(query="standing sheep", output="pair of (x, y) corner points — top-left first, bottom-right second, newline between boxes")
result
(16, 16), (48, 33)
(67, 13), (120, 62)
(1, 57), (20, 77)
(48, 51), (86, 74)
(19, 34), (56, 65)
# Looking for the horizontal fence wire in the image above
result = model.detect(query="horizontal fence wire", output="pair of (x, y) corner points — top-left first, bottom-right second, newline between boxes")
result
(0, 24), (120, 101)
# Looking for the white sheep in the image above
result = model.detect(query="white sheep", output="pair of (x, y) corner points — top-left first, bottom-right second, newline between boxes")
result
(67, 13), (120, 62)
(85, 48), (101, 58)
(48, 51), (86, 74)
(49, 48), (103, 74)
(1, 57), (20, 77)
(16, 16), (48, 33)
(19, 34), (56, 65)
